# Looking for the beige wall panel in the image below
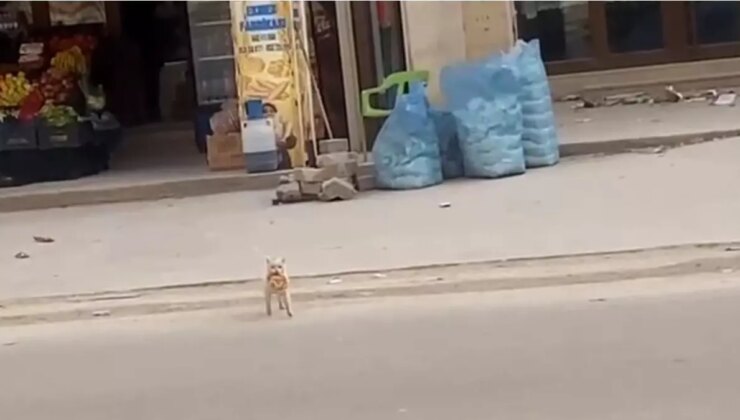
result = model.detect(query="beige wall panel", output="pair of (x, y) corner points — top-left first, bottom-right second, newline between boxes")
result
(401, 1), (466, 104)
(461, 1), (516, 60)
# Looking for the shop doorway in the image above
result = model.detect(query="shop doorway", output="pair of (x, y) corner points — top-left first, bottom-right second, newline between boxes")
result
(516, 1), (740, 75)
(84, 1), (201, 178)
(350, 1), (406, 150)
(306, 1), (348, 141)
(115, 1), (193, 125)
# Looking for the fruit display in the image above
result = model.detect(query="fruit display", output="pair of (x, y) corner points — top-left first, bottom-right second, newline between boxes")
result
(38, 68), (76, 105)
(0, 108), (19, 122)
(39, 104), (78, 127)
(0, 32), (103, 140)
(0, 72), (33, 107)
(51, 46), (87, 75)
(18, 90), (45, 121)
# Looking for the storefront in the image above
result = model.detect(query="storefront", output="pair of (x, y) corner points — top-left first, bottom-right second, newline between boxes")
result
(184, 1), (408, 169)
(3, 1), (739, 190)
(515, 1), (740, 74)
(399, 1), (740, 99)
(0, 1), (121, 187)
(0, 1), (355, 187)
(0, 1), (408, 189)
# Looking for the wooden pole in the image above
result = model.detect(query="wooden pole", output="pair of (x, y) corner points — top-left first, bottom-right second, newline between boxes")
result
(287, 0), (306, 167)
(297, 0), (318, 162)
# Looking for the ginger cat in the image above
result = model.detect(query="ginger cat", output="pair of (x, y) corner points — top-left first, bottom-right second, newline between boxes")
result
(264, 257), (293, 318)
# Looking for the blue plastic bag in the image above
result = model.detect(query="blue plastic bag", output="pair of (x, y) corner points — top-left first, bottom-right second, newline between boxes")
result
(513, 39), (559, 167)
(430, 109), (463, 179)
(440, 56), (525, 179)
(372, 82), (443, 190)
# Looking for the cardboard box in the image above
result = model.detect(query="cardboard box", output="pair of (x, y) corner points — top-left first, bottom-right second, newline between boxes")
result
(207, 133), (244, 171)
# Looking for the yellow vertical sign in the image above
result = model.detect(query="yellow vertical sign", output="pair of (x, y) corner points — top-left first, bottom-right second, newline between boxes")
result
(231, 0), (305, 168)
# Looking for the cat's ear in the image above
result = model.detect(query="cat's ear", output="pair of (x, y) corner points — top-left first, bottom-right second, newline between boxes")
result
(277, 257), (286, 265)
(266, 256), (272, 264)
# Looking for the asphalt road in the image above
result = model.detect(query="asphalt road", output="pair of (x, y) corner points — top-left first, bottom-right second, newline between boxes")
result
(3, 274), (740, 420)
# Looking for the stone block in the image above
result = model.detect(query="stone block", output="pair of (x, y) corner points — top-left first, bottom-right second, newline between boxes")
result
(317, 154), (359, 179)
(356, 174), (376, 192)
(299, 181), (322, 197)
(276, 181), (302, 203)
(319, 138), (349, 154)
(357, 162), (374, 177)
(278, 173), (295, 185)
(319, 177), (357, 201)
(293, 167), (330, 183)
(330, 161), (359, 179)
(317, 152), (358, 168)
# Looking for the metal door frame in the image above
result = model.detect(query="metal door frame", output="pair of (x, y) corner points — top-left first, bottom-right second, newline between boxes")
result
(335, 1), (367, 158)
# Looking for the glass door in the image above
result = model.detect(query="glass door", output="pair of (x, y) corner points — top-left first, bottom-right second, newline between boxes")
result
(372, 2), (406, 84)
(186, 1), (236, 105)
(685, 1), (740, 60)
(603, 1), (665, 54)
(515, 1), (592, 64)
(515, 1), (686, 73)
(351, 1), (406, 150)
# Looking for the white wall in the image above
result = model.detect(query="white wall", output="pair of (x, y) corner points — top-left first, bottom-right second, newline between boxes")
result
(461, 1), (516, 60)
(401, 1), (466, 105)
(401, 1), (516, 104)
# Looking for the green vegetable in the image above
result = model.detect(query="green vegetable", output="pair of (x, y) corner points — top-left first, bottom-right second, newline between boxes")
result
(0, 108), (19, 122)
(40, 104), (77, 127)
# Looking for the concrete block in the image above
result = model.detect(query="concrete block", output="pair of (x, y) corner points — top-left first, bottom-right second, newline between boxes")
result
(323, 161), (358, 179)
(319, 138), (349, 154)
(319, 177), (357, 201)
(278, 173), (295, 185)
(317, 152), (358, 167)
(293, 167), (331, 183)
(276, 181), (302, 203)
(356, 174), (376, 192)
(357, 161), (374, 177)
(299, 181), (322, 197)
(317, 153), (359, 179)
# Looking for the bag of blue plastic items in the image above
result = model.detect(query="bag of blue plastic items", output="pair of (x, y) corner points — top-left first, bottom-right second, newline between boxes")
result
(513, 39), (559, 167)
(430, 109), (463, 179)
(372, 82), (443, 190)
(440, 56), (525, 179)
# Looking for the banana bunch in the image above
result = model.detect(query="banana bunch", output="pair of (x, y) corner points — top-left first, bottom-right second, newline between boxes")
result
(0, 72), (32, 107)
(51, 46), (86, 75)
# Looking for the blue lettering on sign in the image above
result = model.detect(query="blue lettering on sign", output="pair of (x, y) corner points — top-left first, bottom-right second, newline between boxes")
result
(245, 18), (286, 31)
(246, 5), (276, 16)
(239, 2), (286, 32)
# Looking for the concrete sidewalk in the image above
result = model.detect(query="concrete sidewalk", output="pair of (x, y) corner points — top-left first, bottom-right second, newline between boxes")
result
(1, 138), (740, 301)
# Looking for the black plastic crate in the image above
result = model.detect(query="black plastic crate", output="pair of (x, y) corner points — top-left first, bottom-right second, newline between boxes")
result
(38, 121), (93, 149)
(0, 118), (38, 151)
(90, 113), (123, 151)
